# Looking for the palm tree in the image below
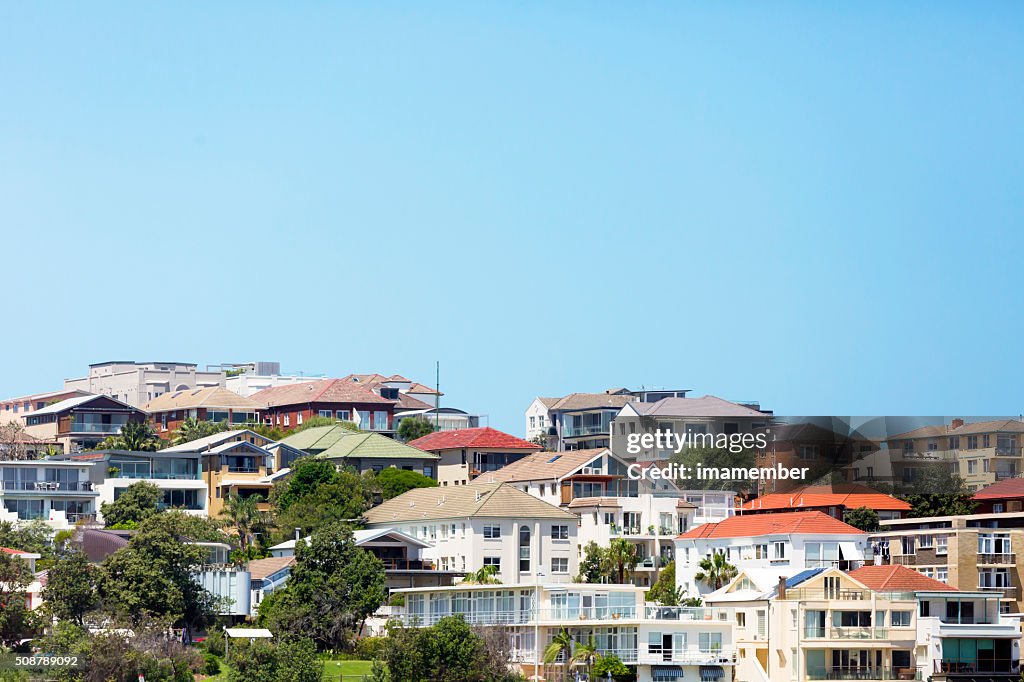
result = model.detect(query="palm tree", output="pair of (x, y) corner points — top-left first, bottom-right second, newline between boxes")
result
(463, 564), (502, 585)
(112, 421), (160, 451)
(695, 552), (737, 591)
(605, 538), (639, 584)
(572, 635), (600, 678)
(172, 417), (224, 445)
(543, 627), (575, 665)
(221, 493), (266, 554)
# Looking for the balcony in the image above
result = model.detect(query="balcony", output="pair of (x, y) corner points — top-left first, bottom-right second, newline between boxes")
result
(378, 558), (439, 571)
(67, 422), (125, 434)
(994, 472), (1020, 481)
(978, 553), (1015, 565)
(830, 627), (888, 640)
(563, 424), (609, 438)
(894, 449), (958, 462)
(639, 644), (733, 665)
(807, 667), (894, 681)
(1, 481), (95, 493)
(934, 659), (1017, 675)
(978, 586), (1017, 598)
(805, 560), (865, 571)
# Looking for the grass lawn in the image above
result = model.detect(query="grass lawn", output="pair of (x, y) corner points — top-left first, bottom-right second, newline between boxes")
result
(321, 659), (374, 681)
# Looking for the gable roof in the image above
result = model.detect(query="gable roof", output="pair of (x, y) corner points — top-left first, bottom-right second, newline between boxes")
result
(548, 393), (636, 411)
(408, 427), (541, 452)
(364, 482), (578, 523)
(162, 429), (272, 453)
(626, 395), (766, 418)
(479, 448), (608, 483)
(142, 386), (260, 412)
(251, 379), (394, 407)
(280, 426), (437, 460)
(742, 484), (910, 512)
(678, 511), (866, 539)
(848, 564), (958, 592)
(247, 556), (295, 580)
(28, 394), (141, 417)
(974, 477), (1024, 501)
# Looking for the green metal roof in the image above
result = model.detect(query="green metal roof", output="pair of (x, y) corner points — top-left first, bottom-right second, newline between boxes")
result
(280, 426), (438, 461)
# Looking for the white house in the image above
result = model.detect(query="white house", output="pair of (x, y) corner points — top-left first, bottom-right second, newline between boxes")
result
(363, 483), (580, 585)
(0, 459), (99, 529)
(675, 511), (870, 597)
(388, 581), (735, 682)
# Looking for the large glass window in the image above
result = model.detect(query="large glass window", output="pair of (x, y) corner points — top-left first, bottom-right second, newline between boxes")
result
(519, 526), (531, 572)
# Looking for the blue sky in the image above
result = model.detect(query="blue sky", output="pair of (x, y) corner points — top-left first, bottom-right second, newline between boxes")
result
(1, 3), (1021, 433)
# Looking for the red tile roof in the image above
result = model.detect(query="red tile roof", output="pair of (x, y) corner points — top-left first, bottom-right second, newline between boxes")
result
(848, 564), (957, 592)
(974, 478), (1024, 501)
(677, 511), (866, 539)
(409, 427), (541, 451)
(742, 484), (910, 512)
(251, 379), (393, 407)
(0, 547), (30, 555)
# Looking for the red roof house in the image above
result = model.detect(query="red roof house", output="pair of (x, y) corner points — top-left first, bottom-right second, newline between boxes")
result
(408, 427), (542, 486)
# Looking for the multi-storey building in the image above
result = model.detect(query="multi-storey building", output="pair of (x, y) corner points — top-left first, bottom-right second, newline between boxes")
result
(0, 388), (91, 425)
(0, 459), (99, 528)
(363, 483), (580, 585)
(612, 395), (771, 462)
(388, 582), (735, 682)
(754, 421), (882, 494)
(64, 361), (225, 407)
(63, 449), (209, 519)
(974, 478), (1024, 514)
(408, 427), (541, 486)
(481, 448), (732, 586)
(251, 379), (397, 434)
(870, 511), (1024, 614)
(162, 430), (280, 516)
(675, 512), (870, 598)
(888, 418), (1024, 491)
(741, 484), (909, 522)
(21, 394), (149, 453)
(278, 425), (440, 478)
(142, 386), (261, 436)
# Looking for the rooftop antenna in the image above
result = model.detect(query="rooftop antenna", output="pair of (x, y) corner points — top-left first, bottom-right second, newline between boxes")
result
(435, 361), (440, 430)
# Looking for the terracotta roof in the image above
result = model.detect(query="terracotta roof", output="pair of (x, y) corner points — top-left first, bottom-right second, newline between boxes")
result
(251, 380), (394, 407)
(142, 386), (261, 412)
(341, 374), (441, 397)
(891, 419), (1024, 440)
(848, 564), (957, 592)
(478, 448), (608, 483)
(974, 478), (1024, 501)
(364, 482), (578, 523)
(627, 395), (766, 418)
(247, 556), (295, 580)
(0, 547), (32, 556)
(678, 511), (866, 539)
(567, 496), (622, 509)
(549, 393), (636, 411)
(408, 427), (541, 452)
(742, 485), (909, 512)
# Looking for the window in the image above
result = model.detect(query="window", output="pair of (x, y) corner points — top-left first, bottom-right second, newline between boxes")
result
(936, 567), (948, 583)
(318, 410), (332, 418)
(799, 445), (819, 460)
(773, 542), (787, 559)
(483, 557), (501, 571)
(699, 632), (722, 653)
(519, 526), (531, 572)
(968, 460), (978, 474)
(530, 416), (536, 428)
(551, 557), (569, 574)
(336, 410), (350, 421)
(935, 534), (948, 555)
(296, 412), (303, 425)
(754, 544), (768, 559)
(949, 435), (960, 450)
(284, 414), (290, 427)
(484, 525), (501, 539)
(736, 612), (746, 627)
(994, 503), (1005, 513)
(918, 535), (934, 549)
(967, 435), (978, 449)
(423, 465), (434, 479)
(901, 536), (915, 555)
(551, 525), (569, 540)
(983, 434), (991, 448)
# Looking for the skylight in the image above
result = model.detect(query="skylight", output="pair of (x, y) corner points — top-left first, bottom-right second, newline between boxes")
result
(547, 455), (561, 463)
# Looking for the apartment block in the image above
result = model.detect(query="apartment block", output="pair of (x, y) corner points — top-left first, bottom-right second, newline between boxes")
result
(0, 459), (99, 528)
(409, 427), (541, 486)
(64, 361), (225, 407)
(388, 582), (735, 682)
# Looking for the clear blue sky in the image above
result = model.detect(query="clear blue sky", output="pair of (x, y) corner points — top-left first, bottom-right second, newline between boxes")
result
(1, 3), (1021, 433)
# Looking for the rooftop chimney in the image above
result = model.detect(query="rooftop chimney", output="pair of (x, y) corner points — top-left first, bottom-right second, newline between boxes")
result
(777, 576), (787, 600)
(951, 418), (965, 429)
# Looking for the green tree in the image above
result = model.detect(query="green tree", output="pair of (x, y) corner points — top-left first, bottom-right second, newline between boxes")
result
(374, 467), (438, 500)
(695, 552), (737, 591)
(417, 616), (488, 682)
(172, 417), (226, 445)
(221, 492), (268, 554)
(463, 564), (501, 585)
(572, 635), (599, 678)
(101, 421), (161, 452)
(100, 480), (162, 527)
(42, 550), (99, 624)
(271, 459), (372, 540)
(397, 416), (435, 443)
(605, 538), (639, 584)
(592, 652), (631, 680)
(97, 511), (221, 634)
(227, 637), (321, 682)
(899, 464), (977, 518)
(543, 626), (574, 665)
(669, 445), (757, 492)
(575, 541), (605, 583)
(844, 506), (880, 532)
(647, 559), (684, 605)
(258, 524), (386, 648)
(0, 550), (40, 647)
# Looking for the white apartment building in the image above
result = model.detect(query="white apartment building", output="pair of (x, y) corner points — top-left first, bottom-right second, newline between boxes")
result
(389, 582), (735, 682)
(64, 449), (209, 520)
(65, 361), (225, 407)
(0, 460), (99, 529)
(481, 448), (735, 586)
(363, 483), (580, 585)
(675, 511), (870, 597)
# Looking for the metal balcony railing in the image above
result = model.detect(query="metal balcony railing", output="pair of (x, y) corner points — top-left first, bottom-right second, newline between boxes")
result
(806, 667), (894, 681)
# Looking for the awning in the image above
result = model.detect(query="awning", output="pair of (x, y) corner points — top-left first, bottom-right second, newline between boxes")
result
(224, 628), (273, 639)
(700, 666), (725, 681)
(652, 667), (683, 681)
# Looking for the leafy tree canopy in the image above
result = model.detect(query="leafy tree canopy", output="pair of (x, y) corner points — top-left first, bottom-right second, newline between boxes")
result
(397, 416), (435, 443)
(844, 506), (880, 532)
(100, 480), (163, 527)
(375, 467), (438, 500)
